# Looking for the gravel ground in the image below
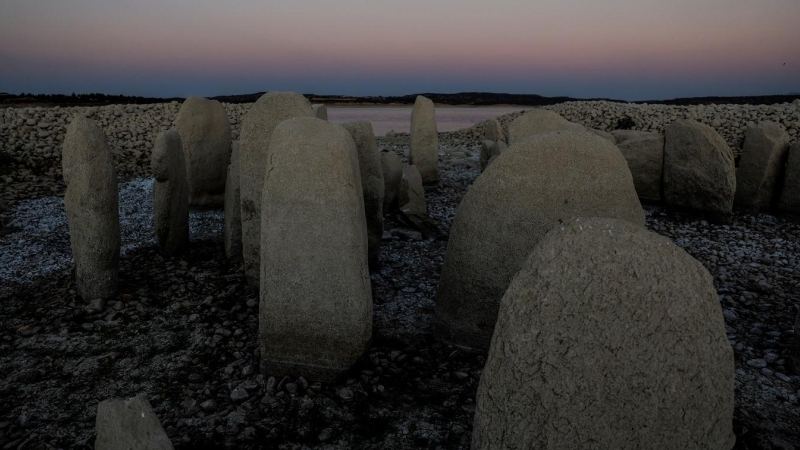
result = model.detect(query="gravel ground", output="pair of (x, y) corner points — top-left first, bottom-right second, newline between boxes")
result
(1, 132), (799, 449)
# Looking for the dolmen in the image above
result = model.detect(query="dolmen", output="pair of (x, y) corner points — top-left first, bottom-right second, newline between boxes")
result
(259, 117), (372, 381)
(95, 395), (173, 449)
(735, 122), (790, 214)
(239, 92), (314, 287)
(151, 129), (189, 255)
(174, 96), (231, 208)
(224, 142), (242, 259)
(62, 115), (120, 300)
(436, 131), (644, 350)
(472, 218), (734, 450)
(409, 95), (439, 184)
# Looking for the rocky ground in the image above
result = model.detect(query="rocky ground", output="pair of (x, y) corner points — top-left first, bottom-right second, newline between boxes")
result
(1, 104), (799, 449)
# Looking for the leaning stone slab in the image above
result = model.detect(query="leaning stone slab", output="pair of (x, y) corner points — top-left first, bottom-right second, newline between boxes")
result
(663, 119), (736, 217)
(735, 122), (790, 214)
(174, 96), (231, 208)
(224, 142), (242, 259)
(239, 92), (315, 286)
(312, 104), (328, 121)
(95, 395), (174, 450)
(778, 143), (800, 214)
(409, 95), (440, 184)
(62, 115), (120, 299)
(380, 150), (403, 213)
(151, 129), (189, 255)
(342, 121), (384, 269)
(436, 131), (644, 350)
(260, 117), (372, 382)
(507, 109), (585, 145)
(617, 132), (665, 203)
(472, 218), (734, 450)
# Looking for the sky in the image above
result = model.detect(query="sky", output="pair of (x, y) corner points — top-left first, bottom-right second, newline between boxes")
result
(1, 0), (799, 101)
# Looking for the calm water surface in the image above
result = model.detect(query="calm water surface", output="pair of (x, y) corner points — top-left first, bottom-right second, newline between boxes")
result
(327, 106), (527, 136)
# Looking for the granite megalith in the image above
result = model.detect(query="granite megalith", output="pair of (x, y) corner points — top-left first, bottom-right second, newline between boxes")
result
(62, 115), (120, 300)
(174, 96), (231, 208)
(151, 129), (189, 255)
(409, 95), (440, 184)
(617, 132), (665, 203)
(472, 218), (735, 450)
(507, 109), (585, 145)
(480, 140), (506, 172)
(312, 104), (328, 121)
(224, 142), (242, 259)
(735, 122), (790, 214)
(239, 92), (315, 286)
(483, 118), (505, 142)
(260, 117), (372, 381)
(380, 150), (403, 213)
(436, 131), (644, 350)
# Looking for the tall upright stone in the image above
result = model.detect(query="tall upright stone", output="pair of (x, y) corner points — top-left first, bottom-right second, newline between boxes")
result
(507, 109), (585, 145)
(95, 395), (174, 450)
(260, 117), (372, 381)
(224, 142), (242, 259)
(151, 129), (189, 255)
(174, 96), (232, 208)
(483, 118), (505, 142)
(663, 120), (736, 217)
(409, 95), (439, 184)
(239, 92), (315, 286)
(380, 150), (403, 213)
(62, 115), (120, 300)
(735, 122), (790, 213)
(617, 133), (665, 203)
(342, 121), (384, 268)
(779, 143), (800, 214)
(472, 218), (734, 450)
(312, 104), (328, 121)
(436, 131), (644, 350)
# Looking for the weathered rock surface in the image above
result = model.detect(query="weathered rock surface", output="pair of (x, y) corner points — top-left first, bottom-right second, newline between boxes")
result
(173, 96), (231, 208)
(151, 129), (189, 255)
(778, 143), (800, 214)
(380, 150), (403, 213)
(611, 129), (653, 144)
(95, 395), (174, 450)
(472, 218), (735, 450)
(260, 117), (372, 382)
(483, 118), (505, 142)
(62, 115), (120, 299)
(735, 122), (790, 214)
(342, 121), (384, 269)
(793, 310), (800, 374)
(617, 133), (665, 203)
(409, 96), (440, 184)
(436, 131), (644, 350)
(479, 140), (506, 172)
(398, 164), (439, 237)
(507, 109), (585, 144)
(224, 142), (241, 259)
(663, 119), (736, 217)
(239, 92), (314, 286)
(313, 104), (328, 121)
(590, 128), (616, 143)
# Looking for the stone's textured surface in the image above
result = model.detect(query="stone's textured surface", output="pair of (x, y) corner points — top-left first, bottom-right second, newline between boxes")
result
(778, 143), (800, 214)
(95, 395), (174, 450)
(151, 129), (189, 255)
(260, 117), (372, 382)
(479, 140), (506, 172)
(342, 121), (384, 269)
(611, 129), (654, 144)
(735, 122), (790, 214)
(507, 109), (585, 144)
(398, 165), (439, 236)
(590, 128), (616, 143)
(173, 96), (231, 208)
(483, 118), (505, 142)
(663, 120), (736, 216)
(62, 115), (120, 299)
(239, 92), (314, 286)
(436, 131), (644, 350)
(312, 104), (328, 121)
(380, 150), (403, 213)
(409, 95), (440, 184)
(617, 133), (665, 203)
(224, 142), (242, 259)
(472, 218), (735, 450)
(792, 311), (800, 374)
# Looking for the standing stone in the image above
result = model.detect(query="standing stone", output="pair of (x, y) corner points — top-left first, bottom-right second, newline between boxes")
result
(617, 133), (665, 203)
(663, 120), (736, 217)
(778, 143), (800, 214)
(735, 122), (790, 213)
(472, 218), (734, 450)
(483, 118), (505, 142)
(224, 142), (242, 259)
(409, 95), (440, 184)
(480, 140), (506, 172)
(507, 109), (585, 145)
(342, 121), (384, 269)
(398, 165), (439, 236)
(95, 395), (174, 450)
(174, 96), (232, 208)
(380, 150), (403, 213)
(151, 129), (189, 255)
(312, 104), (328, 121)
(260, 117), (372, 381)
(436, 131), (644, 350)
(239, 92), (314, 286)
(62, 115), (120, 300)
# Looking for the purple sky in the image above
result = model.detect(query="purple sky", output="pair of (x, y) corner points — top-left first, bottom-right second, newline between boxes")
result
(1, 0), (799, 100)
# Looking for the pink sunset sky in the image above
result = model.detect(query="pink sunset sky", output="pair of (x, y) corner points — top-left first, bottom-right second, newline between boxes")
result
(1, 0), (798, 100)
